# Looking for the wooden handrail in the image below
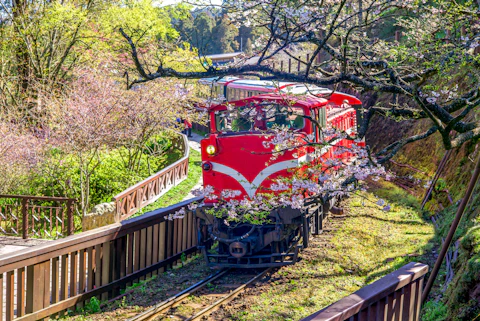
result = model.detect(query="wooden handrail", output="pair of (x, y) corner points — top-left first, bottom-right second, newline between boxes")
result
(0, 196), (203, 273)
(0, 195), (76, 239)
(0, 196), (203, 319)
(301, 262), (428, 321)
(0, 195), (75, 201)
(112, 133), (190, 221)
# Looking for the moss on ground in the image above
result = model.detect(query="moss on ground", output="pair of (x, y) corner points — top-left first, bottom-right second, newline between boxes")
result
(430, 189), (480, 321)
(444, 226), (480, 320)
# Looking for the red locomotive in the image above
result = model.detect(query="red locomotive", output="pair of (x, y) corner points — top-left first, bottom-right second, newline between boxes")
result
(195, 79), (363, 268)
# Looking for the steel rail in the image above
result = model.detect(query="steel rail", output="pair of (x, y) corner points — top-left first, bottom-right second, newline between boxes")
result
(127, 269), (230, 321)
(185, 268), (272, 321)
(128, 268), (271, 321)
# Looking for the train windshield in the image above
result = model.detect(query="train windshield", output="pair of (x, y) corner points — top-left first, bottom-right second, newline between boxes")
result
(215, 104), (304, 132)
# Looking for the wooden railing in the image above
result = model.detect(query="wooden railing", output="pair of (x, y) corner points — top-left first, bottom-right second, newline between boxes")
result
(301, 262), (428, 321)
(0, 195), (76, 239)
(113, 134), (190, 221)
(0, 196), (202, 321)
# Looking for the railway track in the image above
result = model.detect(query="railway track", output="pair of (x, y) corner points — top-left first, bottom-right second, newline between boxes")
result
(124, 211), (345, 321)
(127, 268), (272, 321)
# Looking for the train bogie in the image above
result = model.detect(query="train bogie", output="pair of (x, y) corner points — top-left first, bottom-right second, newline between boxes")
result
(196, 204), (329, 268)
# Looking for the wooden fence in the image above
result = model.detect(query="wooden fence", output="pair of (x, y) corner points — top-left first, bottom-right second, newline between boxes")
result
(113, 134), (190, 221)
(0, 196), (202, 321)
(300, 262), (428, 321)
(192, 121), (209, 134)
(0, 195), (76, 239)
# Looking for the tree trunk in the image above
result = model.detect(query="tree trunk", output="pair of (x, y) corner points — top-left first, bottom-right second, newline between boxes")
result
(12, 0), (30, 94)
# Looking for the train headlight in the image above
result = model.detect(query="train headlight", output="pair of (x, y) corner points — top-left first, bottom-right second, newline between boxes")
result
(206, 145), (216, 155)
(274, 144), (282, 152)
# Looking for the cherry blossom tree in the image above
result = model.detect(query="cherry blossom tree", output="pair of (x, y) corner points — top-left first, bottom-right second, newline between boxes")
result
(45, 69), (197, 215)
(166, 96), (390, 224)
(0, 122), (45, 194)
(121, 0), (480, 161)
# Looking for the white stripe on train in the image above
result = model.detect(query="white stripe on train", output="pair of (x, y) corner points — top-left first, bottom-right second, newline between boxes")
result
(209, 129), (356, 198)
(210, 160), (299, 198)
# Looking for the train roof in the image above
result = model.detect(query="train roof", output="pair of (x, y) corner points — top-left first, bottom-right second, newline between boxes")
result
(198, 77), (362, 105)
(209, 93), (330, 111)
(225, 79), (295, 90)
(198, 76), (240, 85)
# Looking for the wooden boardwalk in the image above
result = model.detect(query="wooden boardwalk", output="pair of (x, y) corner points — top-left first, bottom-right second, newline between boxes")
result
(0, 236), (50, 256)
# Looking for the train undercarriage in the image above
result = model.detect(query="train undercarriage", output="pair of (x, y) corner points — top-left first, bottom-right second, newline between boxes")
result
(196, 199), (337, 269)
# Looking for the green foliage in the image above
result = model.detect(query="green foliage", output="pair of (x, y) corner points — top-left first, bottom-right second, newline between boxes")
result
(422, 301), (447, 321)
(181, 252), (187, 266)
(371, 181), (420, 211)
(175, 9), (248, 55)
(99, 0), (179, 45)
(443, 225), (480, 320)
(20, 136), (180, 222)
(435, 178), (447, 192)
(83, 297), (101, 314)
(0, 0), (196, 109)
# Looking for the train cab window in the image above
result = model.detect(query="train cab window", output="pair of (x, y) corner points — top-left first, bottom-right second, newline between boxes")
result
(264, 105), (304, 130)
(215, 108), (254, 132)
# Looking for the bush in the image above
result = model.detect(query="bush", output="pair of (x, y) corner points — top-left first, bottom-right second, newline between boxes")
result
(13, 135), (180, 218)
(422, 301), (447, 321)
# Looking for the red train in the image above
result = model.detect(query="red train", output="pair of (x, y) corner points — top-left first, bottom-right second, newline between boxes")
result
(195, 78), (363, 268)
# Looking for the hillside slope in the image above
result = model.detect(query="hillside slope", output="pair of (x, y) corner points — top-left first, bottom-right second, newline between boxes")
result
(363, 94), (480, 320)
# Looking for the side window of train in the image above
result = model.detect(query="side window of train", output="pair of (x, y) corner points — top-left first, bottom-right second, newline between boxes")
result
(215, 108), (254, 132)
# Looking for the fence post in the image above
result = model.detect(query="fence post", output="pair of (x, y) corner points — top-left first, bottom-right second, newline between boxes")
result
(288, 58), (291, 73)
(280, 60), (284, 71)
(297, 56), (301, 73)
(67, 199), (74, 236)
(22, 198), (28, 239)
(26, 260), (50, 314)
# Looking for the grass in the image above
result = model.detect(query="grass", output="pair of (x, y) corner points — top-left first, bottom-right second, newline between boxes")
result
(135, 149), (202, 215)
(55, 180), (435, 321)
(228, 180), (435, 321)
